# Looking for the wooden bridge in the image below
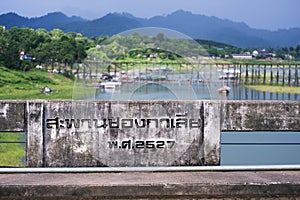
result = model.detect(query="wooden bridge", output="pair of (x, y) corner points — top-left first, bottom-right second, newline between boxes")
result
(43, 61), (300, 86)
(70, 62), (300, 86)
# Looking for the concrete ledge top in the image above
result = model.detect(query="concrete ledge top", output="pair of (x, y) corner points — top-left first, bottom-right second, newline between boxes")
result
(1, 99), (300, 103)
(0, 171), (299, 199)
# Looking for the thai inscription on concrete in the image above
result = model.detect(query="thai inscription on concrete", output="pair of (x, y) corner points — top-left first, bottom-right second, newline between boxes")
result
(2, 100), (299, 167)
(44, 101), (206, 167)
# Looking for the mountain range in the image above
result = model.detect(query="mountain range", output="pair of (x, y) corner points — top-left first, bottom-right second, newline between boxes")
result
(0, 10), (299, 48)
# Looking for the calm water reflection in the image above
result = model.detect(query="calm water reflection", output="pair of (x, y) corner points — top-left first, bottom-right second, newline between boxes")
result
(96, 82), (300, 101)
(226, 83), (299, 101)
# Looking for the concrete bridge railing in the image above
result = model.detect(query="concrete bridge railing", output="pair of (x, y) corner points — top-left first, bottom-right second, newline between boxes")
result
(0, 100), (299, 167)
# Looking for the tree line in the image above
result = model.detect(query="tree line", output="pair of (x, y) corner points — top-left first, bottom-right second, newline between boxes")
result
(0, 26), (99, 71)
(0, 26), (299, 73)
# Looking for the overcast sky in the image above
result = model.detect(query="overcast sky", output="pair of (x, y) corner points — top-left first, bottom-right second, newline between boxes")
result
(0, 0), (299, 30)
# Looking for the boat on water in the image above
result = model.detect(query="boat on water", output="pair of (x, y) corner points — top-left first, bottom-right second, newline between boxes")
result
(100, 81), (122, 89)
(218, 68), (240, 80)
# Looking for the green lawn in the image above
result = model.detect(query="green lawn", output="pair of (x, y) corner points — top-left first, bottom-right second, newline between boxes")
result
(0, 132), (25, 167)
(243, 84), (300, 94)
(0, 65), (74, 100)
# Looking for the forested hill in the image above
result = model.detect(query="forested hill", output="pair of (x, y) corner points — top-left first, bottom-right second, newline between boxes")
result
(0, 12), (86, 29)
(1, 10), (300, 48)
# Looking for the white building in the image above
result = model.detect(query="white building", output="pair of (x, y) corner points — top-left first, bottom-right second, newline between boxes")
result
(232, 52), (252, 60)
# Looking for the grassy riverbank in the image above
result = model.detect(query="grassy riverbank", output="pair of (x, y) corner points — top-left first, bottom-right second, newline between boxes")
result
(0, 65), (74, 100)
(243, 84), (300, 94)
(0, 132), (25, 167)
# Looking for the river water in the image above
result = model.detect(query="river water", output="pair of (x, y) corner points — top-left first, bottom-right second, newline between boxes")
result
(95, 82), (300, 101)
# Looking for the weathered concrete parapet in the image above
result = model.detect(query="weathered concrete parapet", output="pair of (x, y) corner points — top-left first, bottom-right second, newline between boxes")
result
(203, 101), (222, 165)
(222, 101), (300, 131)
(1, 100), (299, 168)
(26, 101), (44, 167)
(0, 101), (44, 167)
(0, 101), (25, 132)
(44, 101), (205, 167)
